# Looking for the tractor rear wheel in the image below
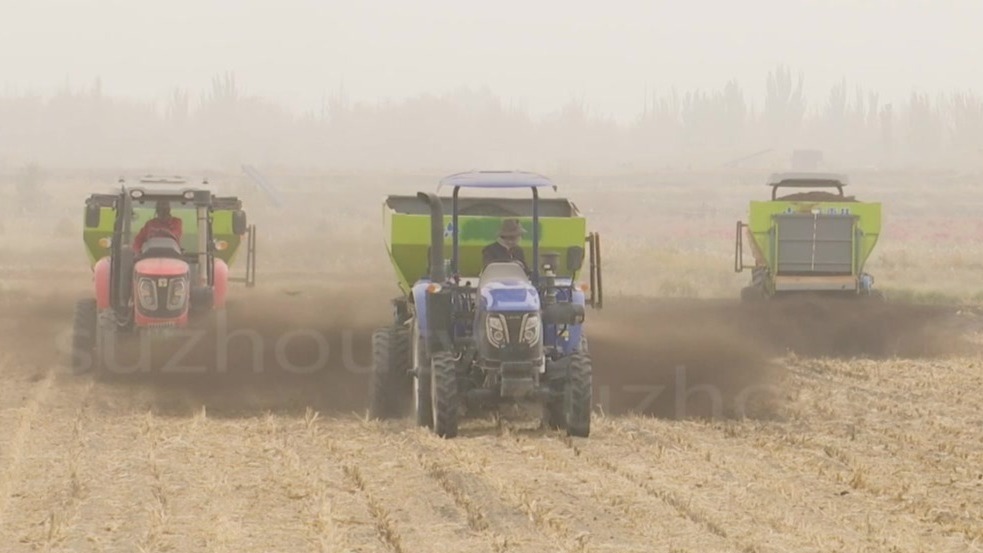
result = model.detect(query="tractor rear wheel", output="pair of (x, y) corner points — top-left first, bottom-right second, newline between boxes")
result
(368, 326), (411, 420)
(71, 299), (97, 374)
(565, 351), (593, 437)
(741, 285), (766, 302)
(430, 351), (459, 438)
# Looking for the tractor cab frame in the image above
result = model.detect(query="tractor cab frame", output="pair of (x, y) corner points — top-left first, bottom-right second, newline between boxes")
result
(71, 176), (256, 374)
(370, 170), (603, 439)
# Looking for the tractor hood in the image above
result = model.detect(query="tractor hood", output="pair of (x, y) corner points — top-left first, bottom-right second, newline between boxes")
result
(132, 258), (191, 324)
(479, 281), (540, 313)
(476, 283), (545, 378)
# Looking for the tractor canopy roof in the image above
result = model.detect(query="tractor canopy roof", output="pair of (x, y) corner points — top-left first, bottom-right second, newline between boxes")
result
(86, 177), (241, 211)
(766, 172), (850, 200)
(82, 177), (247, 266)
(137, 174), (191, 185)
(124, 186), (240, 209)
(438, 170), (558, 192)
(766, 172), (849, 188)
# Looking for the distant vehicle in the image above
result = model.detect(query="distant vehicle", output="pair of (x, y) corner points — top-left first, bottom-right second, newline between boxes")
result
(71, 175), (257, 374)
(735, 172), (882, 300)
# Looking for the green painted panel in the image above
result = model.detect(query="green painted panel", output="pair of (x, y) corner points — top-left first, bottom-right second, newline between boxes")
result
(82, 206), (245, 266)
(746, 200), (881, 274)
(384, 206), (587, 294)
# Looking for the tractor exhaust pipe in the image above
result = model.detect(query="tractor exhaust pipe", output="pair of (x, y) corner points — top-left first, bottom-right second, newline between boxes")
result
(417, 192), (445, 282)
(196, 204), (209, 287)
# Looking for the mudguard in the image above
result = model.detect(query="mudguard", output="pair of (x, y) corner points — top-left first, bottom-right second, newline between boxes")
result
(213, 258), (229, 308)
(411, 280), (431, 337)
(94, 257), (111, 310)
(559, 287), (587, 355)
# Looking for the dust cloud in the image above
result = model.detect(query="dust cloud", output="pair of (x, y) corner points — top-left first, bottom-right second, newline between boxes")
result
(3, 283), (974, 422)
(586, 295), (976, 419)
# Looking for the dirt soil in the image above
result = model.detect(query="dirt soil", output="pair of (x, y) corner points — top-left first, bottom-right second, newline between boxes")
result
(1, 273), (982, 553)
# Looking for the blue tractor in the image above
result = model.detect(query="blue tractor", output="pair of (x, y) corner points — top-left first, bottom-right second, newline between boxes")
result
(370, 171), (603, 438)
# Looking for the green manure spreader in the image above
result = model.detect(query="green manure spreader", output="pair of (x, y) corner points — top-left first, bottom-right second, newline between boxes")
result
(735, 172), (882, 300)
(371, 171), (603, 438)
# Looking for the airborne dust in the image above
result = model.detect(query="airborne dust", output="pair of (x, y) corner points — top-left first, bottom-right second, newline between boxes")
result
(2, 281), (974, 422)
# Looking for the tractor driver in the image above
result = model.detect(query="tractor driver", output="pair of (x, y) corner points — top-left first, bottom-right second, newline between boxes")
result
(133, 200), (183, 253)
(482, 218), (527, 271)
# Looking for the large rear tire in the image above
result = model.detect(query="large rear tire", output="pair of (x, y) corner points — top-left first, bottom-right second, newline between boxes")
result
(368, 326), (411, 420)
(71, 299), (97, 374)
(430, 351), (459, 438)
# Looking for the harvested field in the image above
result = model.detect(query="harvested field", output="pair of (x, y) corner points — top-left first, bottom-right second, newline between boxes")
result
(2, 172), (983, 551)
(2, 279), (982, 552)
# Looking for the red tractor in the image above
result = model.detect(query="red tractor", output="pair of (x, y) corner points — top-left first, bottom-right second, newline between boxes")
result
(71, 177), (255, 374)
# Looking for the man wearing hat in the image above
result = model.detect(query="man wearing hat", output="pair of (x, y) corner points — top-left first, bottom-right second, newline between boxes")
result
(482, 218), (527, 270)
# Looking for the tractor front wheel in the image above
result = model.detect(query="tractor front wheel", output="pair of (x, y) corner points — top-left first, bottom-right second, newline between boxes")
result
(71, 299), (97, 374)
(543, 336), (589, 431)
(368, 326), (411, 420)
(565, 351), (593, 437)
(430, 351), (459, 438)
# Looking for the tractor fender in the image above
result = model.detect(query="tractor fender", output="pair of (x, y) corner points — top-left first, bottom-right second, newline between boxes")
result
(411, 280), (431, 337)
(571, 287), (587, 307)
(94, 257), (111, 310)
(213, 258), (230, 308)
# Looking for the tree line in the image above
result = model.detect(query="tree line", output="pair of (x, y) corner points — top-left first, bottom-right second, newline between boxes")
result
(1, 67), (980, 173)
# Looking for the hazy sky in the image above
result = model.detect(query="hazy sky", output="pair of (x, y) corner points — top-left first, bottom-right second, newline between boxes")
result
(2, 0), (981, 122)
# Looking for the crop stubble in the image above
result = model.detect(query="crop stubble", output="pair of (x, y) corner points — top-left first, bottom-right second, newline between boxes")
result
(0, 254), (981, 551)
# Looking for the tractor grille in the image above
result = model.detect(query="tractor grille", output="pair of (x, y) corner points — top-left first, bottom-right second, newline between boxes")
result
(503, 313), (526, 343)
(774, 213), (855, 275)
(144, 321), (179, 330)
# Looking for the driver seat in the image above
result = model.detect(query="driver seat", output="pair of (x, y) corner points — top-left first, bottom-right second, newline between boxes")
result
(140, 237), (183, 259)
(479, 262), (530, 289)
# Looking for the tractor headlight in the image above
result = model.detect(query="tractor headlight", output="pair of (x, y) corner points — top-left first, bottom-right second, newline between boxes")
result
(137, 278), (157, 310)
(167, 277), (187, 310)
(485, 314), (507, 348)
(521, 314), (541, 345)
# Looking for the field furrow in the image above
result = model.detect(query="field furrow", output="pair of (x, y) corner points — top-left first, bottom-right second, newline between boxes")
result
(3, 249), (983, 553)
(763, 361), (983, 547)
(608, 415), (950, 552)
(0, 378), (90, 552)
(507, 419), (807, 553)
(314, 418), (514, 553)
(368, 419), (561, 552)
(0, 366), (56, 534)
(53, 411), (164, 551)
(788, 357), (983, 424)
(735, 423), (983, 551)
(426, 419), (736, 553)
